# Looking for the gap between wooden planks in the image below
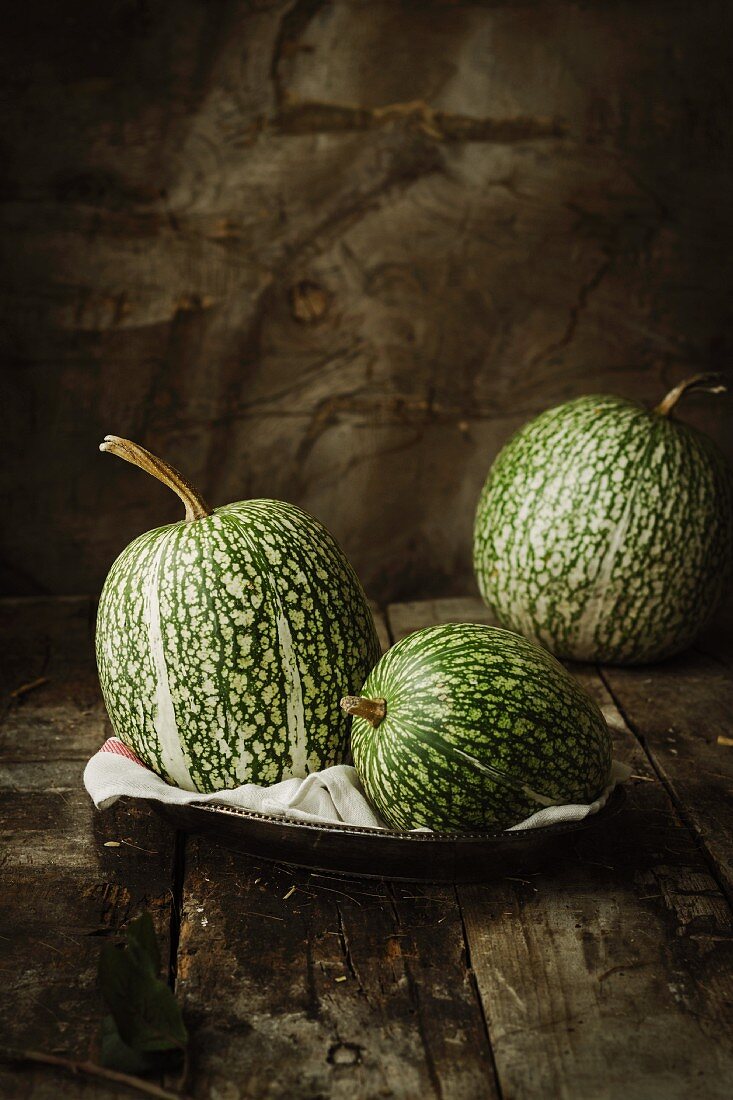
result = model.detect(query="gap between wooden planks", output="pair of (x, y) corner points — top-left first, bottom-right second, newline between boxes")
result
(172, 602), (499, 1099)
(390, 598), (733, 1100)
(173, 597), (733, 1098)
(0, 597), (178, 1098)
(1, 597), (732, 1099)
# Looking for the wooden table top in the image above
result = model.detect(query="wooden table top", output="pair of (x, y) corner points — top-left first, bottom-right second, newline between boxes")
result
(1, 595), (732, 1099)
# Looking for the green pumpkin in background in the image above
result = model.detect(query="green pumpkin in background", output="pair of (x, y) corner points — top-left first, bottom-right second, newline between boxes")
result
(96, 436), (380, 792)
(474, 374), (733, 665)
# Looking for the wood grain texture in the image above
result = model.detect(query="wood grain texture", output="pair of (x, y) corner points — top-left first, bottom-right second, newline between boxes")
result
(173, 600), (487, 1097)
(389, 598), (733, 1100)
(389, 597), (499, 642)
(0, 598), (177, 1098)
(172, 598), (498, 1096)
(600, 641), (733, 903)
(175, 851), (497, 1099)
(2, 596), (733, 1099)
(2, 1), (733, 603)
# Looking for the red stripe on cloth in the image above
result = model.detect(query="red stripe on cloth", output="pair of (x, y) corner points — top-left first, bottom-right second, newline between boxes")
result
(99, 738), (145, 766)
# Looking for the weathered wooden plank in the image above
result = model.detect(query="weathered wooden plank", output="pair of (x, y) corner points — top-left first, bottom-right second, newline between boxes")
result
(387, 599), (733, 1100)
(0, 598), (177, 1097)
(600, 636), (733, 901)
(0, 793), (174, 1006)
(176, 846), (497, 1099)
(173, 592), (497, 1097)
(388, 597), (497, 642)
(464, 670), (733, 1100)
(0, 862), (178, 1100)
(5, 592), (731, 1099)
(369, 601), (391, 654)
(0, 596), (107, 760)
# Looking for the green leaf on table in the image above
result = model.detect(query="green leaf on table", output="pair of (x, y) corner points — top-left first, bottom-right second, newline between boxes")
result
(99, 1015), (154, 1074)
(98, 911), (187, 1065)
(99, 1015), (184, 1075)
(125, 911), (161, 977)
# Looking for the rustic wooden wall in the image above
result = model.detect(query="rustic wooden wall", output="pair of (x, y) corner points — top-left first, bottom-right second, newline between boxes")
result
(2, 0), (732, 601)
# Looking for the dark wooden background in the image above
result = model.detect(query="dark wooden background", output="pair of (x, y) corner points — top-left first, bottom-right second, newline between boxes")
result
(2, 0), (732, 602)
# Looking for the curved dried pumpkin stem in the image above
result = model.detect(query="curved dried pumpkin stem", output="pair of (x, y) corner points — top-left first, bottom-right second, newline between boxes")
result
(341, 695), (387, 729)
(654, 372), (727, 418)
(100, 435), (212, 522)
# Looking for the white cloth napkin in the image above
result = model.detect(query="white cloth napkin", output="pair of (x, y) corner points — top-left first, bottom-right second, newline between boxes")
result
(84, 738), (630, 833)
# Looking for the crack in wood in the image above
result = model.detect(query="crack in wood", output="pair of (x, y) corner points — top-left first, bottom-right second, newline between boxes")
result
(453, 885), (505, 1100)
(168, 830), (187, 992)
(531, 254), (613, 366)
(334, 899), (365, 995)
(303, 918), (321, 1021)
(283, 143), (445, 270)
(383, 884), (444, 1100)
(597, 960), (656, 984)
(273, 99), (568, 143)
(169, 394), (550, 444)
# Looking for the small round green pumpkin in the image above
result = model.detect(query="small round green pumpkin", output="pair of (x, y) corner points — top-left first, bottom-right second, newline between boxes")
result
(96, 436), (380, 792)
(473, 374), (733, 664)
(344, 622), (612, 832)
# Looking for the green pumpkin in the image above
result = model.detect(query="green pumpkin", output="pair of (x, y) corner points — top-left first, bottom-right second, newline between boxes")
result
(96, 437), (380, 792)
(344, 622), (612, 832)
(474, 374), (733, 664)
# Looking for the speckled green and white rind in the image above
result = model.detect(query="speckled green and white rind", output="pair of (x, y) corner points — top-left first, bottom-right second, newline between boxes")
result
(350, 623), (612, 832)
(96, 500), (380, 793)
(474, 395), (733, 665)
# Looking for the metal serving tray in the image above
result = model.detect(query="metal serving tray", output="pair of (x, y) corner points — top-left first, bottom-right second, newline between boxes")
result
(149, 786), (626, 883)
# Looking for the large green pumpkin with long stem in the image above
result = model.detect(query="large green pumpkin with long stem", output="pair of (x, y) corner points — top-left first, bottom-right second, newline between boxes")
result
(473, 374), (733, 665)
(96, 436), (380, 792)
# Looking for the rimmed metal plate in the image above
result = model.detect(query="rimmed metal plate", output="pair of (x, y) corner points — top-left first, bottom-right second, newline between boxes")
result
(148, 786), (626, 883)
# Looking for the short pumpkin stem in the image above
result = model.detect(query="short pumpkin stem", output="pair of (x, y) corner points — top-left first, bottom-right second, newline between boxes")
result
(653, 372), (727, 418)
(99, 435), (212, 522)
(341, 695), (387, 729)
